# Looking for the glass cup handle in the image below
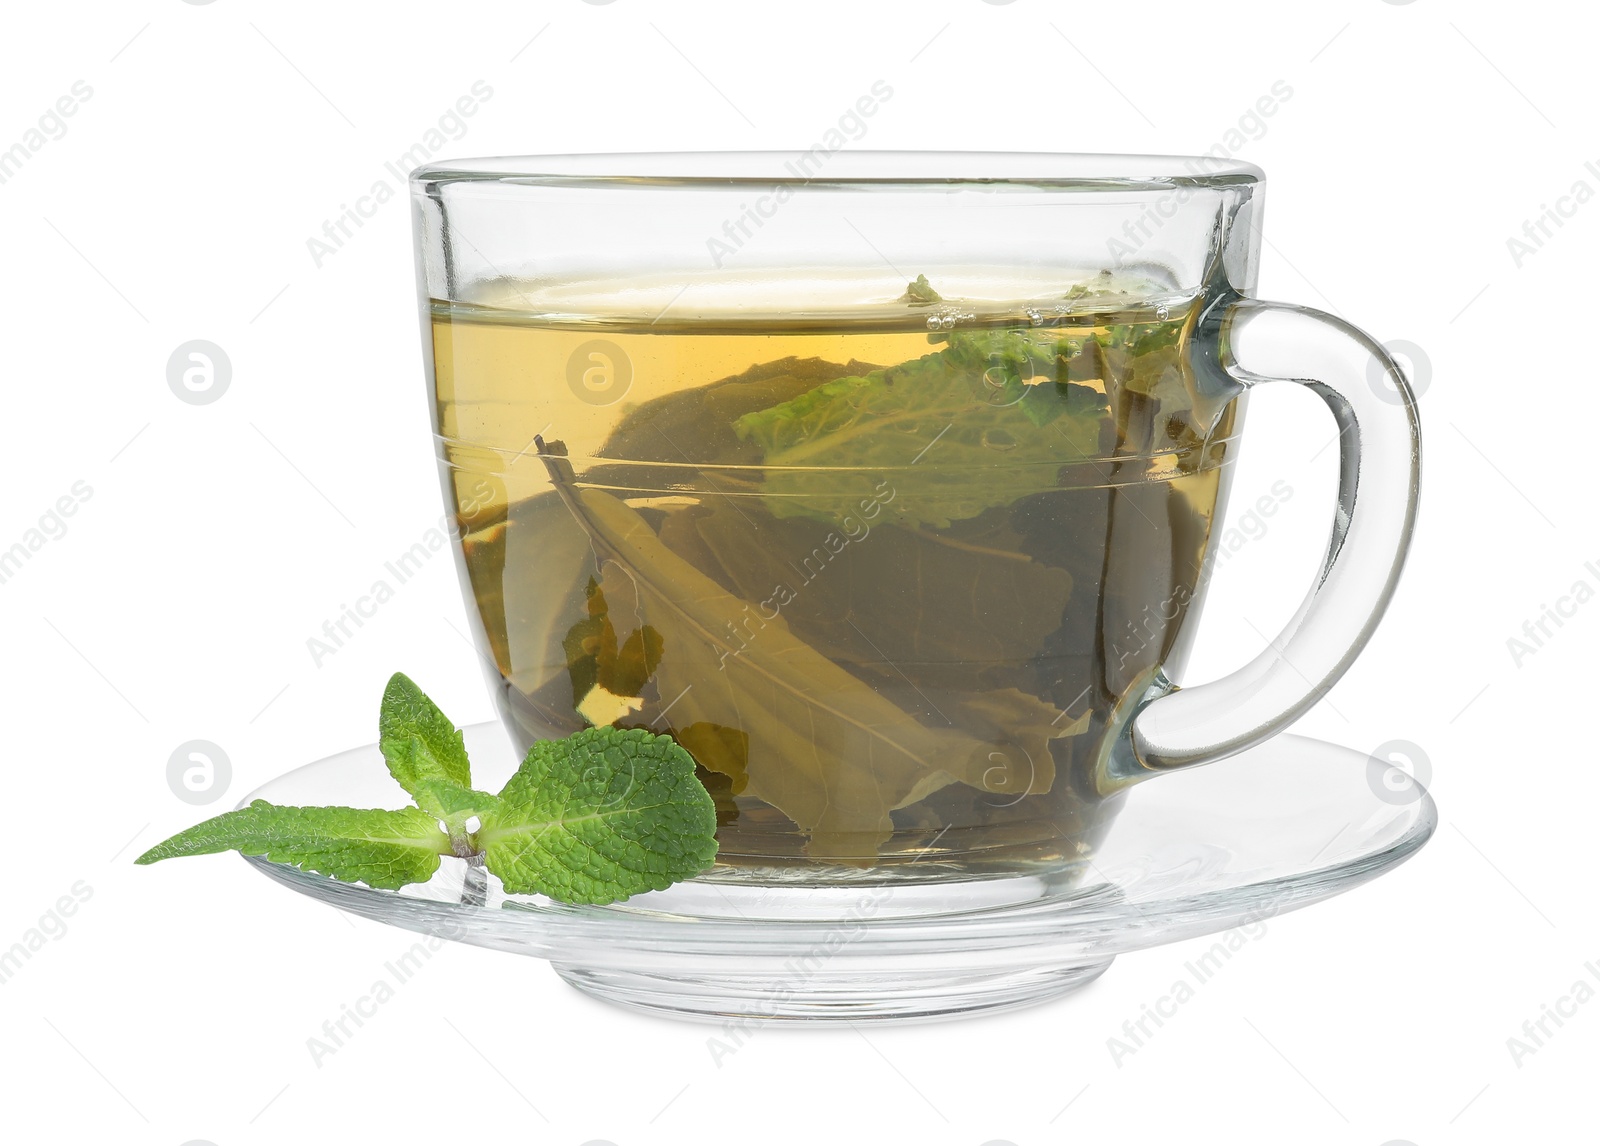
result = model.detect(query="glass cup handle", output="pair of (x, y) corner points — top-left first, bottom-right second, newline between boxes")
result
(1126, 298), (1422, 775)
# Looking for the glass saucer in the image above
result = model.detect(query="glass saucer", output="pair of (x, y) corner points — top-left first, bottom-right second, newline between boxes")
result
(243, 723), (1434, 1024)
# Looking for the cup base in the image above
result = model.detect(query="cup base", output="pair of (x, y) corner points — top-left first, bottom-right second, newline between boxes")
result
(552, 957), (1113, 1024)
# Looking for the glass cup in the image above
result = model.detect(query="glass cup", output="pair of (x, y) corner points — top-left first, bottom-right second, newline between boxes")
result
(410, 152), (1420, 902)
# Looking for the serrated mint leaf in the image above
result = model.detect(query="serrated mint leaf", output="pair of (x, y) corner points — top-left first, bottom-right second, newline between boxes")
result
(135, 801), (452, 890)
(413, 778), (496, 821)
(733, 330), (1107, 528)
(139, 678), (719, 904)
(379, 672), (476, 822)
(477, 727), (717, 905)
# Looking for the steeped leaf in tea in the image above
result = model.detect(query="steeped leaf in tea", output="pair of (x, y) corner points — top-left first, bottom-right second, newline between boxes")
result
(433, 274), (1237, 872)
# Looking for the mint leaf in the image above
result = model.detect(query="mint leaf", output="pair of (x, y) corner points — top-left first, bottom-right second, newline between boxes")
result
(902, 273), (942, 306)
(139, 677), (719, 904)
(135, 801), (451, 890)
(478, 727), (717, 904)
(378, 672), (480, 826)
(733, 331), (1107, 528)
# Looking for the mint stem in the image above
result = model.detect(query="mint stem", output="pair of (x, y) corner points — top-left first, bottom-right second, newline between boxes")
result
(447, 827), (476, 859)
(460, 857), (488, 907)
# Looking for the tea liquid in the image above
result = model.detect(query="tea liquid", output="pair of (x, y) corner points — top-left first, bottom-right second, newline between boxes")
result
(429, 278), (1237, 877)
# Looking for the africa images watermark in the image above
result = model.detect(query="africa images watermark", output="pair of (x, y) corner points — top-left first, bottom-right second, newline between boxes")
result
(306, 483), (495, 667)
(1108, 80), (1293, 267)
(307, 922), (466, 1067)
(1105, 891), (1286, 1066)
(0, 480), (93, 588)
(1202, 479), (1295, 577)
(706, 80), (895, 268)
(1505, 159), (1600, 269)
(167, 740), (232, 806)
(714, 479), (897, 670)
(1506, 958), (1600, 1068)
(705, 885), (894, 1065)
(1105, 480), (1294, 678)
(0, 80), (93, 188)
(305, 80), (495, 268)
(1504, 557), (1600, 668)
(0, 882), (93, 988)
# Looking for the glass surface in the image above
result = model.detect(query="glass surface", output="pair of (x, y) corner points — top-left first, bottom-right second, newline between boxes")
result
(245, 723), (1436, 1022)
(432, 281), (1238, 876)
(410, 152), (1420, 890)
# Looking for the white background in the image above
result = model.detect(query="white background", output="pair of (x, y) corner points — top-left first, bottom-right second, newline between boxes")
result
(0, 1), (1590, 1143)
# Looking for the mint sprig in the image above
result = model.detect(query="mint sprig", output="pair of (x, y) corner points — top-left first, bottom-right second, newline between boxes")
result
(376, 672), (494, 854)
(378, 672), (475, 801)
(134, 803), (453, 890)
(479, 729), (720, 904)
(136, 673), (719, 904)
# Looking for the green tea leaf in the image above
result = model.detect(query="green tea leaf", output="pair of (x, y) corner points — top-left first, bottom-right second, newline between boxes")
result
(595, 355), (878, 467)
(936, 688), (1080, 797)
(478, 726), (717, 904)
(733, 331), (1107, 528)
(902, 274), (943, 306)
(378, 672), (476, 822)
(457, 491), (598, 701)
(562, 578), (663, 726)
(135, 802), (452, 890)
(537, 444), (1042, 861)
(671, 501), (1072, 690)
(674, 722), (750, 794)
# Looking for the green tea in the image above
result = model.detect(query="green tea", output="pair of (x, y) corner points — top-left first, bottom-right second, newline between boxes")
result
(429, 276), (1238, 879)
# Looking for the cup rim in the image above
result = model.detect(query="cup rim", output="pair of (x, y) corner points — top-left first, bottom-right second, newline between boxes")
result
(410, 150), (1264, 191)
